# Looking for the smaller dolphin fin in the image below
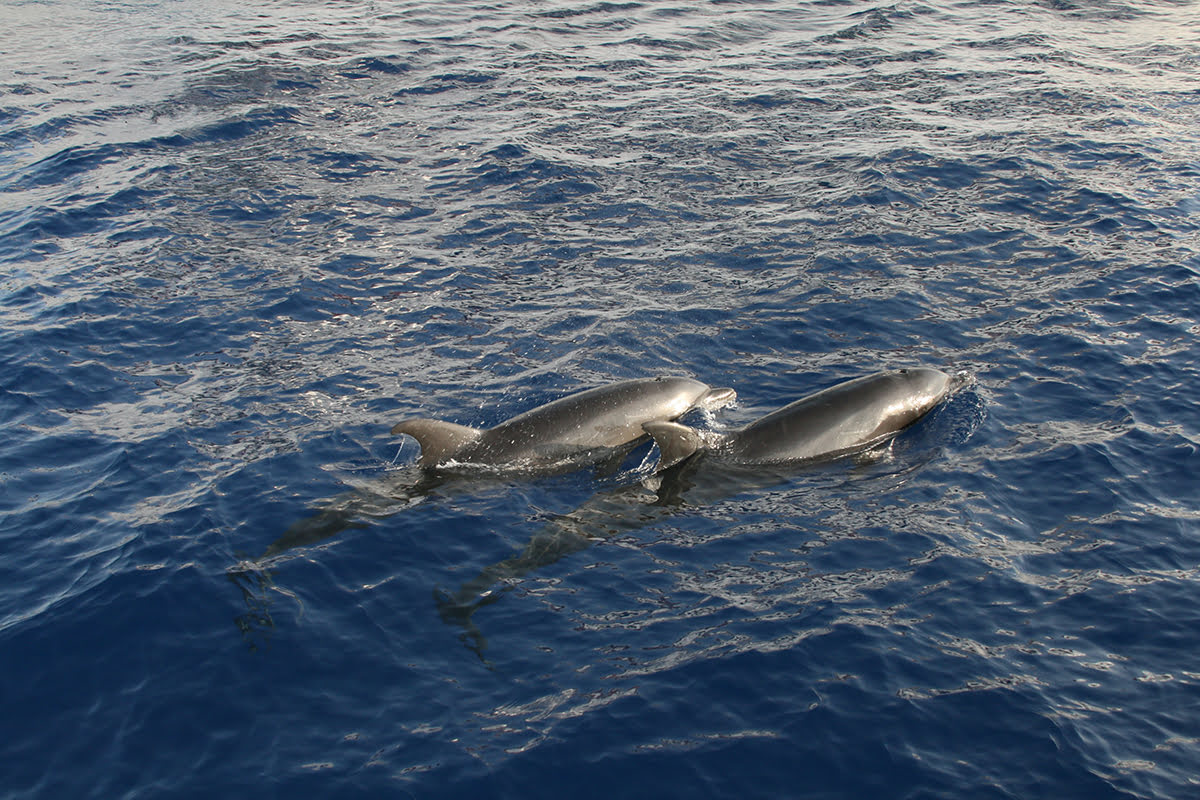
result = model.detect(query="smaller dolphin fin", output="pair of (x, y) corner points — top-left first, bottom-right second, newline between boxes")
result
(390, 419), (481, 467)
(643, 420), (704, 471)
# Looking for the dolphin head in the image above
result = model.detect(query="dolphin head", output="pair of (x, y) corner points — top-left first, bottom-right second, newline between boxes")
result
(697, 385), (736, 411)
(890, 367), (953, 417)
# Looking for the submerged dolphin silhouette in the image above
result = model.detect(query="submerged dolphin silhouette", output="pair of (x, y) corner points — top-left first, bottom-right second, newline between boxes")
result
(643, 367), (953, 471)
(391, 376), (736, 470)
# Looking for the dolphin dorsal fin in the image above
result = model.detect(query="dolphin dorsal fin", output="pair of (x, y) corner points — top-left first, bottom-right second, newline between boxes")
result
(390, 419), (481, 467)
(643, 420), (704, 472)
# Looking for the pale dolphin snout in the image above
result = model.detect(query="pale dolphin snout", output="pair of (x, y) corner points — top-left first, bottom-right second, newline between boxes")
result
(699, 386), (737, 411)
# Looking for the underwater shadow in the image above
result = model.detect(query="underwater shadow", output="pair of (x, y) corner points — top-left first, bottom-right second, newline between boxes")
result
(225, 442), (651, 649)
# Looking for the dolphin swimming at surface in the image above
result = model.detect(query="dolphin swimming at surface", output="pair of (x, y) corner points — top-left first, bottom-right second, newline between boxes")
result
(246, 377), (733, 561)
(643, 367), (954, 471)
(434, 367), (967, 655)
(391, 376), (736, 470)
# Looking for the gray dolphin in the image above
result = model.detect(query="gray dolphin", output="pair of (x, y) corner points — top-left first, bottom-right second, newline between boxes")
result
(643, 367), (953, 471)
(391, 376), (736, 470)
(435, 368), (966, 656)
(249, 378), (733, 564)
(231, 377), (736, 640)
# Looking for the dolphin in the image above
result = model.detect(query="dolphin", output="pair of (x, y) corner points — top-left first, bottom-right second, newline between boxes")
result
(391, 376), (736, 470)
(434, 368), (969, 655)
(247, 378), (733, 564)
(643, 368), (953, 471)
(230, 377), (736, 637)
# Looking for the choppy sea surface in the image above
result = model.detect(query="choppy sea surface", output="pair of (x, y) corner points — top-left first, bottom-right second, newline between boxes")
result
(4, 0), (1200, 796)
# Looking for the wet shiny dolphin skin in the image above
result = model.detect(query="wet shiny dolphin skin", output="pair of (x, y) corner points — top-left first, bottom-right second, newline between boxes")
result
(391, 376), (736, 469)
(435, 368), (964, 655)
(252, 377), (734, 561)
(644, 368), (953, 470)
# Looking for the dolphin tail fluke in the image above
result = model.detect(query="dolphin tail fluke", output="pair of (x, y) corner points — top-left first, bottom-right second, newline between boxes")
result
(643, 420), (704, 471)
(390, 419), (481, 467)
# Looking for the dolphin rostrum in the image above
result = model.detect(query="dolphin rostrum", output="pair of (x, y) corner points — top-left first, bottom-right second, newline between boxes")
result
(391, 376), (736, 470)
(643, 368), (953, 471)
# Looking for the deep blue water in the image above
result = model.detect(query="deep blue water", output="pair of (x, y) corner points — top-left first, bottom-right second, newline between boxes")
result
(4, 0), (1200, 796)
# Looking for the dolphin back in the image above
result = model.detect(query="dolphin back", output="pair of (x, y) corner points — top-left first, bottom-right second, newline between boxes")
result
(469, 377), (730, 465)
(391, 377), (734, 470)
(728, 367), (952, 464)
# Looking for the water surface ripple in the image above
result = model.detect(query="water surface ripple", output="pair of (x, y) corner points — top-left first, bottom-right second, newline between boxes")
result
(3, 0), (1200, 797)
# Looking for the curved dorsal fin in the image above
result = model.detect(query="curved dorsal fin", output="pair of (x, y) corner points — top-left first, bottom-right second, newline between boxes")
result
(643, 420), (705, 472)
(390, 419), (481, 467)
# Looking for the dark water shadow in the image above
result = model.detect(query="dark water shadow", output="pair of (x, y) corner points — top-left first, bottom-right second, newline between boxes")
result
(226, 462), (450, 650)
(226, 442), (649, 649)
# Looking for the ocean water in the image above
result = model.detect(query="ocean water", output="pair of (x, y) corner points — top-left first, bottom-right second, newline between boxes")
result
(3, 0), (1200, 796)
